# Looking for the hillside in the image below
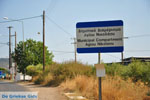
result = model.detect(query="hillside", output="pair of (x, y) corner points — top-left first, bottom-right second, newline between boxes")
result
(0, 58), (9, 69)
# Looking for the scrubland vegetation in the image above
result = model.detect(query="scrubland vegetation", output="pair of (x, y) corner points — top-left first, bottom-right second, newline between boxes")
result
(26, 61), (150, 100)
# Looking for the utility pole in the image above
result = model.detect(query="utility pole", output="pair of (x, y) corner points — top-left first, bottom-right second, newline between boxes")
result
(10, 32), (17, 80)
(8, 26), (13, 70)
(71, 38), (77, 63)
(22, 21), (25, 51)
(15, 31), (17, 77)
(43, 10), (45, 71)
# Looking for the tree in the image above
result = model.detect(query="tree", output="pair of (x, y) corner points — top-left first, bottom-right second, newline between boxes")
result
(0, 67), (9, 74)
(12, 39), (54, 76)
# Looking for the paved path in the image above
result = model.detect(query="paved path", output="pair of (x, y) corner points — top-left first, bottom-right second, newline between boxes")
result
(0, 81), (29, 91)
(0, 80), (67, 100)
(18, 82), (67, 100)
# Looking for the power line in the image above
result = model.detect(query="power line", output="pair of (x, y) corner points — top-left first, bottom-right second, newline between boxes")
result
(101, 50), (150, 60)
(125, 34), (150, 39)
(54, 52), (73, 56)
(46, 0), (59, 14)
(125, 50), (150, 52)
(50, 50), (74, 53)
(0, 34), (8, 38)
(0, 15), (42, 23)
(45, 15), (73, 37)
(105, 54), (121, 60)
(51, 39), (70, 48)
(0, 42), (15, 46)
(0, 44), (6, 48)
(0, 33), (8, 36)
(50, 49), (150, 55)
(0, 43), (8, 45)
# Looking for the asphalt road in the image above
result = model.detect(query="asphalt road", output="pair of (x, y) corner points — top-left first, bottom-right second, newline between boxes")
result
(0, 80), (29, 91)
(0, 80), (67, 100)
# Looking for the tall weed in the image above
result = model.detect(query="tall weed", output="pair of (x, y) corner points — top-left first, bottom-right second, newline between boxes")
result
(61, 76), (149, 100)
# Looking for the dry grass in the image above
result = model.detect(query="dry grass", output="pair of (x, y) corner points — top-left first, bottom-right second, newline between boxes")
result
(42, 73), (53, 86)
(61, 75), (149, 100)
(61, 75), (98, 99)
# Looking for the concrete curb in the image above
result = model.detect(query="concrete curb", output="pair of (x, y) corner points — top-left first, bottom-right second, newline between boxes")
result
(64, 93), (88, 100)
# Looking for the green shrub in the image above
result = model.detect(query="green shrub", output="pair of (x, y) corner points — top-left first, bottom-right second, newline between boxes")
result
(105, 61), (150, 86)
(31, 61), (150, 87)
(48, 62), (95, 80)
(0, 67), (9, 73)
(122, 61), (149, 83)
(33, 62), (95, 86)
(105, 63), (127, 76)
(26, 64), (42, 77)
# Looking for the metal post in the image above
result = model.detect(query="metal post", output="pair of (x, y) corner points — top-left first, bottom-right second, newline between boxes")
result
(98, 53), (101, 64)
(43, 10), (45, 71)
(74, 38), (77, 63)
(71, 38), (77, 63)
(121, 52), (124, 64)
(8, 26), (13, 70)
(98, 53), (102, 100)
(75, 46), (77, 63)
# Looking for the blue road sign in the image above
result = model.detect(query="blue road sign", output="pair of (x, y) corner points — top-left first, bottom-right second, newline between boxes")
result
(76, 20), (124, 53)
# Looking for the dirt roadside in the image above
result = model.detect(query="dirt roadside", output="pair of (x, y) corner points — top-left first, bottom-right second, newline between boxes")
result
(17, 82), (67, 100)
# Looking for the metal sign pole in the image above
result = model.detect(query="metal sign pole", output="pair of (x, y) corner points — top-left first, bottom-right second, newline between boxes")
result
(99, 77), (102, 100)
(98, 53), (102, 100)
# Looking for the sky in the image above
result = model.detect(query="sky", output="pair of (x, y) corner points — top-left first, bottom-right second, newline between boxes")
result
(0, 0), (150, 65)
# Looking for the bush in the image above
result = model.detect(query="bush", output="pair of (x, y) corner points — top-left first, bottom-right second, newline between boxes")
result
(26, 64), (42, 77)
(105, 61), (150, 86)
(33, 62), (95, 86)
(124, 61), (150, 85)
(0, 67), (9, 73)
(47, 62), (95, 81)
(105, 63), (127, 76)
(34, 75), (44, 84)
(30, 61), (150, 87)
(146, 90), (150, 96)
